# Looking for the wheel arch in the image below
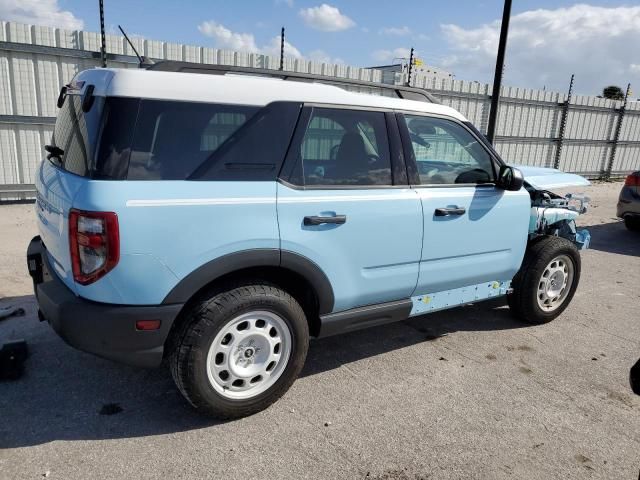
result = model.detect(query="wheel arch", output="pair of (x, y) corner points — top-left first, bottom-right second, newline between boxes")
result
(162, 249), (334, 345)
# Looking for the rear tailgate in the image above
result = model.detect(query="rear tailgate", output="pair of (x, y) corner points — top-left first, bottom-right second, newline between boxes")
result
(35, 160), (87, 293)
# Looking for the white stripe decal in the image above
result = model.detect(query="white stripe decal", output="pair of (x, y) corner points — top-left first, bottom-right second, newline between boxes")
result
(127, 193), (417, 207)
(126, 197), (276, 207)
(279, 194), (415, 203)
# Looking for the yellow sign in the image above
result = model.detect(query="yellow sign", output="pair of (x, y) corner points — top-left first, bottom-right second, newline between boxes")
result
(413, 58), (424, 66)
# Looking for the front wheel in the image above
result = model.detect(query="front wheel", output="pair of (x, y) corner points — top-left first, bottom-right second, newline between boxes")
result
(508, 236), (581, 324)
(170, 283), (309, 419)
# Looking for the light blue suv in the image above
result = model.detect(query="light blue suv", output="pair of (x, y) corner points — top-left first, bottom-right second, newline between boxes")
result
(27, 62), (591, 418)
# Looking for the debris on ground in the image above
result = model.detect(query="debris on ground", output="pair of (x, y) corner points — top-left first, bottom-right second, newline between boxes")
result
(0, 340), (28, 380)
(0, 305), (25, 321)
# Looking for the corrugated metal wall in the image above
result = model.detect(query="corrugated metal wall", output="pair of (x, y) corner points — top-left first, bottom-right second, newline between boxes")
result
(1, 21), (639, 198)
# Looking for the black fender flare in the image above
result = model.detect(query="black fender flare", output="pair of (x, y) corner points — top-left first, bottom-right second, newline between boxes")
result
(161, 249), (335, 314)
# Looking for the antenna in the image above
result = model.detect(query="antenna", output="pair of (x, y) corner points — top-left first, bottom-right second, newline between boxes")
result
(118, 25), (142, 64)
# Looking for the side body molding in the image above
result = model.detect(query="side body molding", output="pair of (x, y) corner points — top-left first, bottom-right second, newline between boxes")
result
(161, 249), (335, 314)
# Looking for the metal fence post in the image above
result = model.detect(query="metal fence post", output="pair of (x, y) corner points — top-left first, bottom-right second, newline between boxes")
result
(99, 0), (107, 68)
(279, 27), (284, 71)
(406, 47), (414, 86)
(605, 83), (631, 180)
(553, 74), (574, 169)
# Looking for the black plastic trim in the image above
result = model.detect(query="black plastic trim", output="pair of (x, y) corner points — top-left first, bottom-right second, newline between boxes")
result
(318, 298), (412, 337)
(162, 249), (280, 304)
(280, 250), (335, 315)
(28, 237), (182, 368)
(162, 248), (335, 315)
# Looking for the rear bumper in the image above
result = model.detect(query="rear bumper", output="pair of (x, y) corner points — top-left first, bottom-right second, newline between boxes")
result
(27, 236), (183, 368)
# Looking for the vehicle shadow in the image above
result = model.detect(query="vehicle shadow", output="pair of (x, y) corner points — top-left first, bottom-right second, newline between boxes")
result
(0, 295), (524, 449)
(578, 220), (640, 257)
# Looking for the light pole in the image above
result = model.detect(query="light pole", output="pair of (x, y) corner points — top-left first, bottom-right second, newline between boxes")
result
(486, 0), (512, 144)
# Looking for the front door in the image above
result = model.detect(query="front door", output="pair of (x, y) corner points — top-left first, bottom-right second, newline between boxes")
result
(397, 113), (531, 298)
(277, 106), (423, 313)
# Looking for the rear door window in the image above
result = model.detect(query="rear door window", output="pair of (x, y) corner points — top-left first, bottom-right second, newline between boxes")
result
(290, 107), (393, 187)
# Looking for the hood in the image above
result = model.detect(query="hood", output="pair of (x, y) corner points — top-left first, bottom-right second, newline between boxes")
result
(511, 165), (591, 190)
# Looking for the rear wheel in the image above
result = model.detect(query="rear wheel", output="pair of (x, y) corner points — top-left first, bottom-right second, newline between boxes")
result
(508, 236), (581, 324)
(624, 216), (640, 232)
(170, 283), (309, 418)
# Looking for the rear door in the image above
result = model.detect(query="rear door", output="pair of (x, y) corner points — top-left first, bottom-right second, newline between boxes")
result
(397, 113), (531, 297)
(277, 106), (423, 313)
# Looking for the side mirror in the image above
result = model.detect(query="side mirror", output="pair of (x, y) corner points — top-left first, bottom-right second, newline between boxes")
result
(497, 165), (524, 191)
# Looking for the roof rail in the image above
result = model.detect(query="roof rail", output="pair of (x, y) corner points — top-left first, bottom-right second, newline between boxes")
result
(147, 61), (439, 104)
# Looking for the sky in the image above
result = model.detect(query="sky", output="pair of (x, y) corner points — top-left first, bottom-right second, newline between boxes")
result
(1, 0), (639, 96)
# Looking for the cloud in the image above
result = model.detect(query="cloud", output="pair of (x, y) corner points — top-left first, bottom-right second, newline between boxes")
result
(262, 35), (302, 58)
(0, 0), (83, 30)
(379, 26), (411, 36)
(308, 49), (344, 64)
(299, 4), (355, 32)
(371, 47), (411, 63)
(198, 21), (259, 52)
(439, 4), (640, 94)
(199, 21), (298, 57)
(199, 20), (346, 65)
(275, 0), (294, 6)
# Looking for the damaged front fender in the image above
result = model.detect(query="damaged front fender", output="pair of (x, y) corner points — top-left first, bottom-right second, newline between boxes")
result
(529, 192), (591, 250)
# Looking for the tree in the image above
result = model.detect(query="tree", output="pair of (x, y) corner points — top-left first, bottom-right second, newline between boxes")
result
(602, 85), (625, 100)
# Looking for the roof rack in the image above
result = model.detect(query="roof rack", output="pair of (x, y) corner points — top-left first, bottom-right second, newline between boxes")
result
(147, 61), (439, 104)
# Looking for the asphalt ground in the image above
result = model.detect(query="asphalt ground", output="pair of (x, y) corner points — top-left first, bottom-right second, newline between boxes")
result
(0, 181), (638, 479)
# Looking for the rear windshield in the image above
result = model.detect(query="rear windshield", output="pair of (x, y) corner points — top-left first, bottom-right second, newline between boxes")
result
(51, 93), (105, 176)
(50, 96), (300, 181)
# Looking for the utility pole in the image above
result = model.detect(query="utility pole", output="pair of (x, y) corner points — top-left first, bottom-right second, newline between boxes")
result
(99, 0), (107, 67)
(406, 47), (414, 86)
(279, 27), (285, 71)
(486, 0), (512, 144)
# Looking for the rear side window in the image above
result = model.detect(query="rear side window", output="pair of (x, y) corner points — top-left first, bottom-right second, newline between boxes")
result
(127, 101), (259, 180)
(291, 108), (393, 187)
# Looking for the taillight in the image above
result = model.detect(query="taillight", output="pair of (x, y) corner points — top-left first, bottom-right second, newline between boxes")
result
(624, 174), (640, 187)
(69, 209), (119, 285)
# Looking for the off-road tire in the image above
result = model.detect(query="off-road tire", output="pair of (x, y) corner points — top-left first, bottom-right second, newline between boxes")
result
(508, 236), (581, 325)
(169, 282), (309, 419)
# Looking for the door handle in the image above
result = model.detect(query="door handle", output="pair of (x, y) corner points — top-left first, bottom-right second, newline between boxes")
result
(303, 215), (347, 226)
(434, 207), (466, 217)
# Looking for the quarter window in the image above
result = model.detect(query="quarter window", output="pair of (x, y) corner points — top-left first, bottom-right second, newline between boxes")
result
(402, 115), (495, 185)
(296, 108), (393, 186)
(127, 101), (259, 180)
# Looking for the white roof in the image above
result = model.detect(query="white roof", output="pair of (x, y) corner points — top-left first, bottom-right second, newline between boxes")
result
(76, 67), (468, 121)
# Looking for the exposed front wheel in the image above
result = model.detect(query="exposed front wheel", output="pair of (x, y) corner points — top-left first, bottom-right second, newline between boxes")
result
(170, 283), (309, 418)
(508, 236), (581, 324)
